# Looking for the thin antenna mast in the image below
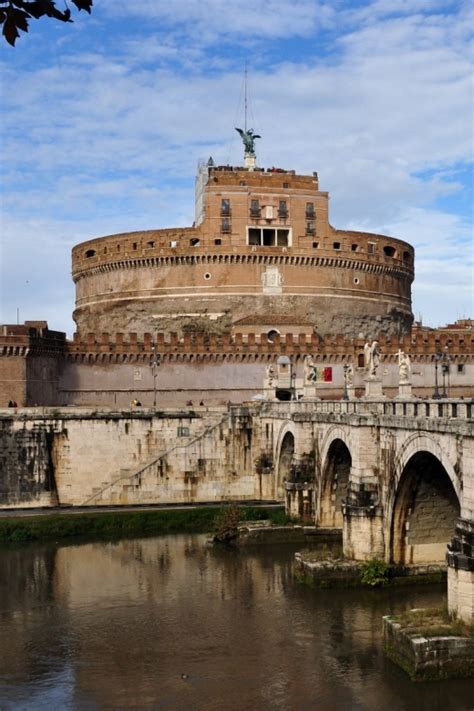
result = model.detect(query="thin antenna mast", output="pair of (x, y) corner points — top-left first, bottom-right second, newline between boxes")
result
(244, 62), (248, 133)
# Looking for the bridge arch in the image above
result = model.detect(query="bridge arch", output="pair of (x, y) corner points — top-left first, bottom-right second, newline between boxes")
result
(274, 422), (297, 499)
(318, 428), (353, 528)
(389, 435), (460, 565)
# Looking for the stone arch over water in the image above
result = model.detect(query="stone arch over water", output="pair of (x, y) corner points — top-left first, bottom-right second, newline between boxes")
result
(390, 451), (460, 565)
(319, 438), (352, 529)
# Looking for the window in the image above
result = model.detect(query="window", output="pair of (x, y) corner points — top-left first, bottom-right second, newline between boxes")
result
(351, 244), (359, 252)
(178, 426), (190, 437)
(190, 238), (200, 246)
(147, 241), (155, 248)
(170, 240), (177, 248)
(383, 245), (396, 257)
(247, 227), (290, 247)
(239, 180), (246, 186)
(214, 238), (222, 245)
(403, 250), (411, 263)
(306, 221), (315, 235)
(305, 202), (315, 218)
(250, 199), (260, 217)
(221, 198), (231, 216)
(457, 364), (465, 374)
(132, 242), (137, 250)
(278, 200), (288, 218)
(368, 242), (376, 255)
(85, 249), (96, 258)
(283, 182), (289, 188)
(312, 242), (319, 248)
(267, 330), (280, 342)
(333, 241), (341, 250)
(221, 217), (231, 233)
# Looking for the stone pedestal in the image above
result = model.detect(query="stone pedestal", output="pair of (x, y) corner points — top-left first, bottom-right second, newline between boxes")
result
(447, 518), (474, 624)
(347, 386), (356, 400)
(362, 377), (386, 400)
(303, 385), (319, 399)
(244, 153), (257, 171)
(395, 382), (413, 399)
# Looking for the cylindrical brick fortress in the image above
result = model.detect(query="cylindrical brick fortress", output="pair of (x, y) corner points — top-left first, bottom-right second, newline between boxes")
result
(72, 165), (414, 338)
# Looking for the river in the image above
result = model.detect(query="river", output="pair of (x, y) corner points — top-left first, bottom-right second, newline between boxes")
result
(0, 534), (472, 710)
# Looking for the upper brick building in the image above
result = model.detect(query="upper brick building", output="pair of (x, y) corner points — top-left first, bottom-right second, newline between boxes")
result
(72, 159), (415, 339)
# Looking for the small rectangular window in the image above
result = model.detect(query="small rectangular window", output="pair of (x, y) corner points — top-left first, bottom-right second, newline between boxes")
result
(214, 238), (222, 245)
(250, 199), (260, 217)
(368, 242), (376, 255)
(457, 363), (465, 373)
(306, 221), (315, 235)
(333, 241), (341, 250)
(221, 217), (231, 233)
(306, 202), (315, 218)
(276, 229), (289, 246)
(221, 198), (231, 216)
(170, 240), (177, 248)
(312, 242), (319, 248)
(278, 200), (288, 218)
(263, 228), (274, 246)
(177, 426), (190, 437)
(132, 242), (137, 250)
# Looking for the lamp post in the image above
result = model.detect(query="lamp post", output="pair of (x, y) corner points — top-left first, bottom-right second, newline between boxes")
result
(432, 351), (442, 399)
(150, 346), (161, 408)
(441, 346), (450, 398)
(342, 364), (349, 401)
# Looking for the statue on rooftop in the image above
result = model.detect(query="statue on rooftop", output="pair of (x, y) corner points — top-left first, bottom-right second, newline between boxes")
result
(235, 127), (261, 155)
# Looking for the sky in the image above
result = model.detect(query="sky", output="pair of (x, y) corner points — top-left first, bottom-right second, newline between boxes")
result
(0, 0), (473, 336)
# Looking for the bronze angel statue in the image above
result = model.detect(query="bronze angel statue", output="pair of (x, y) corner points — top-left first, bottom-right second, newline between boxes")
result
(235, 127), (261, 155)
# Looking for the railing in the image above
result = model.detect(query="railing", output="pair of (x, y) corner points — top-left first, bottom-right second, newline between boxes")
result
(256, 398), (473, 421)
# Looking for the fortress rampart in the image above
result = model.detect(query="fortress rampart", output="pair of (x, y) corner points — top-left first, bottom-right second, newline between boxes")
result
(71, 166), (414, 339)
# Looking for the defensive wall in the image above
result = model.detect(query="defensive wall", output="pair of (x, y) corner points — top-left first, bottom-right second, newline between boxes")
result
(1, 399), (473, 619)
(71, 165), (414, 338)
(1, 324), (472, 407)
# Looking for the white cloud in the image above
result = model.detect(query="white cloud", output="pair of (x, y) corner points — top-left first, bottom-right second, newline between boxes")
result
(0, 0), (472, 332)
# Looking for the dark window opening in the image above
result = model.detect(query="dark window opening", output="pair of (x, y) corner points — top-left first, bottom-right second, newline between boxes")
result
(283, 182), (289, 188)
(263, 229), (274, 246)
(305, 202), (315, 218)
(357, 353), (365, 368)
(132, 242), (137, 250)
(250, 199), (260, 217)
(403, 250), (411, 263)
(147, 241), (155, 248)
(306, 222), (315, 235)
(278, 200), (288, 218)
(214, 238), (222, 245)
(221, 218), (231, 233)
(276, 230), (289, 246)
(368, 242), (376, 255)
(383, 245), (396, 257)
(333, 241), (341, 250)
(221, 198), (231, 216)
(190, 238), (200, 246)
(267, 330), (279, 342)
(351, 244), (359, 252)
(85, 249), (96, 258)
(312, 242), (319, 248)
(248, 228), (260, 245)
(247, 227), (289, 247)
(457, 364), (465, 373)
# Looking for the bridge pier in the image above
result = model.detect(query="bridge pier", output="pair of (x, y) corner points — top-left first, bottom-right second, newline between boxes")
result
(342, 484), (384, 561)
(447, 519), (474, 624)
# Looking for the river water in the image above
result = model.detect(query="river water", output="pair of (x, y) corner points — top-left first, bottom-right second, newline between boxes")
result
(0, 535), (472, 711)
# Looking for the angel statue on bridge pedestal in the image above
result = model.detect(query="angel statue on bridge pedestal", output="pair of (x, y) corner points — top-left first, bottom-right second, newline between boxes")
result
(235, 127), (261, 156)
(397, 349), (411, 384)
(364, 341), (380, 378)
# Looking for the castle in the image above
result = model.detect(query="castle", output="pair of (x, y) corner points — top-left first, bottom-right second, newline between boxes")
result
(0, 142), (472, 406)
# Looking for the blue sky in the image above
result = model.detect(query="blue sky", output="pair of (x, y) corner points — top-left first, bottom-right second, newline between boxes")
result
(1, 0), (473, 335)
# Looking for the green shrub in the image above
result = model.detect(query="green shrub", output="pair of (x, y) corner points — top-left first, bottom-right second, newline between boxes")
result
(360, 558), (390, 587)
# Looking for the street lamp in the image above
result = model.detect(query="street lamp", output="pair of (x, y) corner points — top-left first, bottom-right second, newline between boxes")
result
(432, 352), (442, 399)
(441, 346), (450, 398)
(150, 346), (161, 408)
(342, 364), (349, 401)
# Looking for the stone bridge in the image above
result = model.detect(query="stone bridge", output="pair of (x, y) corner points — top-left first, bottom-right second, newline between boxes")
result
(254, 398), (473, 623)
(0, 398), (472, 622)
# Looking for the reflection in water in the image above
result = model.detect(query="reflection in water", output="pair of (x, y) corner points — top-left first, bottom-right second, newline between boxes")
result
(0, 536), (472, 710)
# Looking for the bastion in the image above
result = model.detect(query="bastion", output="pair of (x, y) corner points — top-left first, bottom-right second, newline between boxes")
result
(72, 161), (414, 339)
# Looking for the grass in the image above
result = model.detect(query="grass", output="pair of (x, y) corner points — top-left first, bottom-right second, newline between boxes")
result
(0, 505), (286, 544)
(390, 606), (474, 639)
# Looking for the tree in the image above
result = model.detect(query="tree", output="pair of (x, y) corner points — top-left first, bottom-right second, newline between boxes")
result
(0, 0), (93, 46)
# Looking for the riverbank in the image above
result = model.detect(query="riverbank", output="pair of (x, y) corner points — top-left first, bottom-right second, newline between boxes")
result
(0, 504), (287, 543)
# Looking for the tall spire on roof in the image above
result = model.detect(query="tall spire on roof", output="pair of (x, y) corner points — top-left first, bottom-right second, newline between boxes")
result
(235, 64), (261, 170)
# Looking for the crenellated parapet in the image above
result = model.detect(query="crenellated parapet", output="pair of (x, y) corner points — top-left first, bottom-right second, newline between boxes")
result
(63, 329), (473, 363)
